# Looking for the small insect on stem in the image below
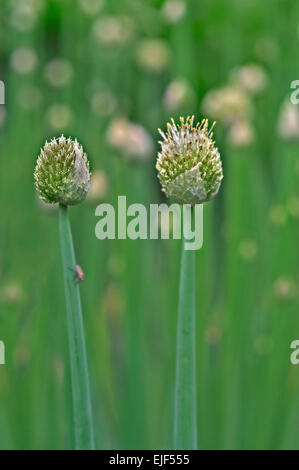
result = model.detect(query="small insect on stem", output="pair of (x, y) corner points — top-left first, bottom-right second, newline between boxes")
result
(75, 264), (84, 282)
(69, 265), (85, 283)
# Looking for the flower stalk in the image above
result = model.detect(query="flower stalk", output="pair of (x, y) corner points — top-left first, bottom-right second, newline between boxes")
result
(34, 135), (94, 449)
(156, 117), (223, 450)
(174, 205), (197, 450)
(59, 203), (94, 449)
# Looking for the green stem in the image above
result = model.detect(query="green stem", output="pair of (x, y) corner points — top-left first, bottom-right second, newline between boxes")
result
(174, 206), (197, 450)
(58, 204), (94, 450)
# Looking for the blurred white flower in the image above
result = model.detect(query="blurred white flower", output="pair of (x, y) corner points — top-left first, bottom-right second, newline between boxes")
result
(1, 283), (24, 304)
(238, 239), (258, 261)
(107, 117), (153, 161)
(269, 204), (287, 226)
(274, 276), (296, 300)
(91, 91), (116, 117)
(11, 48), (37, 74)
(228, 119), (255, 147)
(44, 58), (73, 87)
(87, 170), (108, 202)
(10, 0), (43, 32)
(46, 104), (73, 131)
(163, 78), (195, 111)
(229, 63), (267, 94)
(107, 118), (128, 147)
(120, 125), (153, 161)
(92, 16), (134, 46)
(277, 100), (299, 139)
(136, 39), (171, 73)
(202, 85), (252, 125)
(78, 0), (104, 16)
(162, 0), (186, 23)
(18, 84), (42, 110)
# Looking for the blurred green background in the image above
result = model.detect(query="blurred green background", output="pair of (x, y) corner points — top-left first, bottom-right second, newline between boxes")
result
(1, 0), (299, 450)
